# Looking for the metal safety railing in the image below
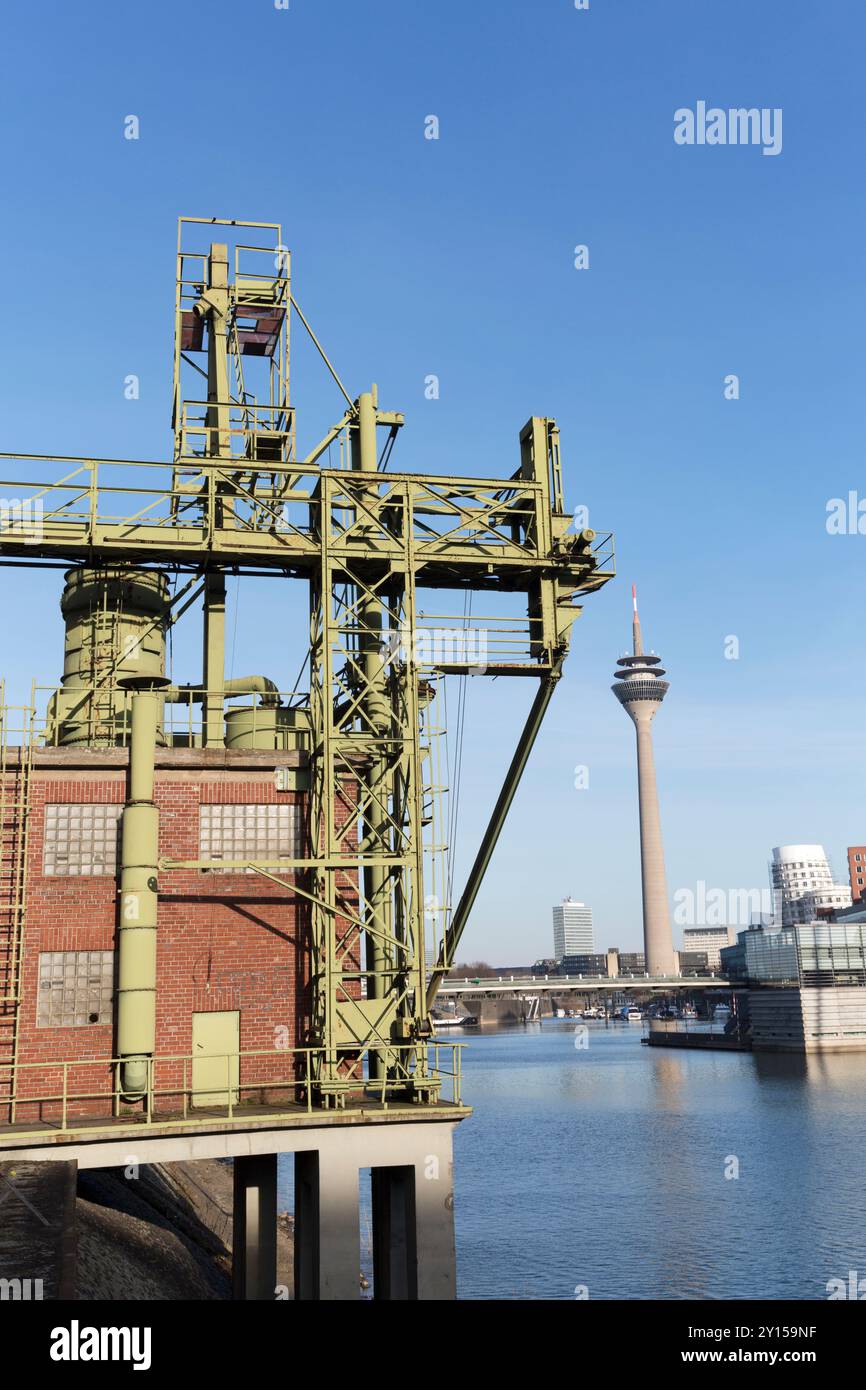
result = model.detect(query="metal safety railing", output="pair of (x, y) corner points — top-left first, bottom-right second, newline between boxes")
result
(177, 401), (295, 463)
(0, 1042), (465, 1141)
(0, 452), (615, 584)
(0, 683), (311, 751)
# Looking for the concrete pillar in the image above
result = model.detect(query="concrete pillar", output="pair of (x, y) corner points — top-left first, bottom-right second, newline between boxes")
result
(232, 1154), (277, 1300)
(294, 1149), (361, 1300)
(410, 1126), (457, 1300)
(295, 1125), (457, 1301)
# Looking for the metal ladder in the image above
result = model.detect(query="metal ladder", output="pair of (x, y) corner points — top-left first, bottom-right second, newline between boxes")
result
(0, 691), (35, 1123)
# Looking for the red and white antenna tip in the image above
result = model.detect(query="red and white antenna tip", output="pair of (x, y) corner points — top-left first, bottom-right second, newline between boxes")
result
(632, 584), (638, 614)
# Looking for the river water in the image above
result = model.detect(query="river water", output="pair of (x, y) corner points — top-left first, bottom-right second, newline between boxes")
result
(452, 1020), (866, 1299)
(276, 1019), (866, 1299)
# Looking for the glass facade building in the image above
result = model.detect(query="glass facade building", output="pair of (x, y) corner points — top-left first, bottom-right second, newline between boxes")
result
(738, 923), (866, 987)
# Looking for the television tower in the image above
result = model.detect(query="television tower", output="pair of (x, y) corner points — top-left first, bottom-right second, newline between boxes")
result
(612, 586), (676, 976)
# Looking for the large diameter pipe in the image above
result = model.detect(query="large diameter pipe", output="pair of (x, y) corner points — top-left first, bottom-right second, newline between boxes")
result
(355, 390), (378, 471)
(224, 676), (280, 704)
(117, 690), (160, 1097)
(163, 676), (280, 706)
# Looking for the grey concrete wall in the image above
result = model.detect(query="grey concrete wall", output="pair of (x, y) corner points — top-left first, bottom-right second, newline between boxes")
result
(750, 986), (866, 1051)
(0, 1159), (77, 1300)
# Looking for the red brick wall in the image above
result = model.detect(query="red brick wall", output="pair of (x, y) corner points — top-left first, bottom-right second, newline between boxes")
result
(848, 846), (866, 902)
(16, 774), (123, 1120)
(9, 765), (313, 1122)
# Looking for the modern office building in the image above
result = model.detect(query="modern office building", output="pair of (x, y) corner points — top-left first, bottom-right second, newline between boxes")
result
(770, 845), (851, 924)
(719, 928), (757, 983)
(552, 898), (594, 960)
(847, 846), (866, 902)
(677, 950), (711, 977)
(557, 947), (646, 978)
(721, 921), (866, 1051)
(559, 952), (609, 976)
(611, 588), (676, 976)
(682, 926), (736, 970)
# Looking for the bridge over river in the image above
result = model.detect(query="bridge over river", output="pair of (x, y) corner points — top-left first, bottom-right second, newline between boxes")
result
(439, 974), (725, 996)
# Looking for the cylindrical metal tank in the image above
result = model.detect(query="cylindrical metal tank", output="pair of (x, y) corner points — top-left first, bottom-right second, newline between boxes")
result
(50, 566), (169, 745)
(223, 703), (311, 751)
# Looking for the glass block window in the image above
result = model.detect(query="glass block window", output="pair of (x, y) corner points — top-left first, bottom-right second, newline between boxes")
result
(37, 951), (114, 1027)
(199, 803), (301, 873)
(43, 803), (122, 876)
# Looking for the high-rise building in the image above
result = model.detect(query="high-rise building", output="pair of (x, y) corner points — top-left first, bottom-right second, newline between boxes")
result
(770, 845), (852, 925)
(611, 587), (676, 976)
(847, 846), (866, 902)
(681, 926), (736, 970)
(552, 898), (594, 960)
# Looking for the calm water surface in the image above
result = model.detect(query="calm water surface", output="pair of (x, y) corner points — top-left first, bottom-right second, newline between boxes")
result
(452, 1021), (866, 1299)
(276, 1020), (866, 1299)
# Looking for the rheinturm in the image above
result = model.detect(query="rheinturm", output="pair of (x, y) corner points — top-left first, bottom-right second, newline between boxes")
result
(612, 587), (676, 977)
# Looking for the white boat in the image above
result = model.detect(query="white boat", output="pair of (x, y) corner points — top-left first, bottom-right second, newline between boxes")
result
(681, 1004), (697, 1019)
(431, 1013), (473, 1028)
(713, 1004), (732, 1020)
(625, 1007), (643, 1021)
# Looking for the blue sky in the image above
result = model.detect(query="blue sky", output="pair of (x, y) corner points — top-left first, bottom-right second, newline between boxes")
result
(1, 0), (864, 961)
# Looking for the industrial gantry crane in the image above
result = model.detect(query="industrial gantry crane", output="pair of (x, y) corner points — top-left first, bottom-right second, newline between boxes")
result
(0, 217), (614, 1108)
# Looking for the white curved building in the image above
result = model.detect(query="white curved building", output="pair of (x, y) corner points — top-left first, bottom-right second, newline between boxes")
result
(770, 845), (852, 926)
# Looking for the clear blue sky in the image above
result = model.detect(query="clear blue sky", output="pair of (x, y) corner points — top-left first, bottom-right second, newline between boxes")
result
(1, 0), (864, 962)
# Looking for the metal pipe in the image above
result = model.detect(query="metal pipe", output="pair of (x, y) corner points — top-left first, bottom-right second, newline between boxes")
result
(352, 390), (393, 1080)
(117, 685), (161, 1097)
(356, 389), (378, 470)
(426, 667), (562, 1009)
(224, 676), (280, 704)
(163, 676), (280, 705)
(202, 571), (226, 746)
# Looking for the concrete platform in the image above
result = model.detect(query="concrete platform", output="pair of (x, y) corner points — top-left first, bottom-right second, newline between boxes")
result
(0, 1098), (471, 1167)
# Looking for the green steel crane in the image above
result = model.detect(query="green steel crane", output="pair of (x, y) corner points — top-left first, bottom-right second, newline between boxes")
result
(0, 217), (614, 1107)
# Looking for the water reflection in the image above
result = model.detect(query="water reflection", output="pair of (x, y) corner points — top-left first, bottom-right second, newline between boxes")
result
(452, 1021), (866, 1299)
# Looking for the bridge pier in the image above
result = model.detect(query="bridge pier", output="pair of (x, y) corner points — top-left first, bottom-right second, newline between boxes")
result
(3, 1117), (462, 1303)
(232, 1153), (278, 1300)
(294, 1124), (457, 1300)
(294, 1147), (361, 1300)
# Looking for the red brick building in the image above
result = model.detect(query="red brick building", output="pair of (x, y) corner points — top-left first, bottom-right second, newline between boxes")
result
(0, 742), (337, 1125)
(848, 846), (866, 902)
